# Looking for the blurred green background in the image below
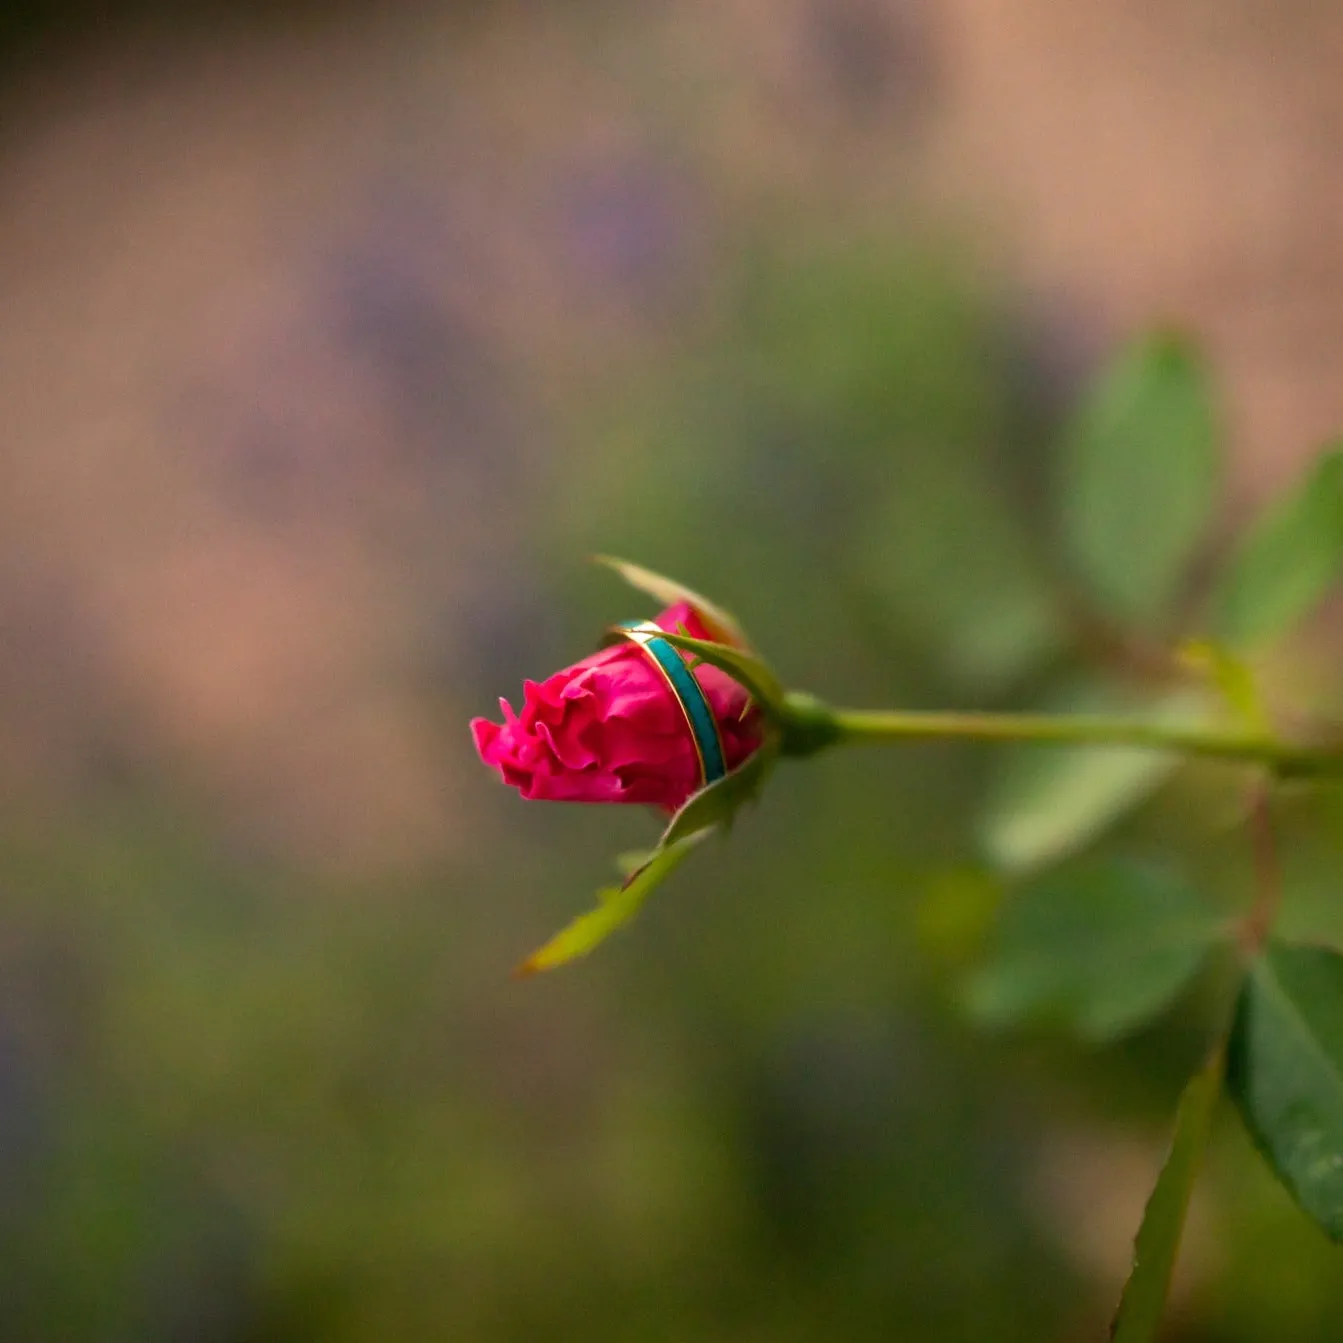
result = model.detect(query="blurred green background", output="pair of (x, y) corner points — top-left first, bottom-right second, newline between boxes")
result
(3, 2), (1343, 1339)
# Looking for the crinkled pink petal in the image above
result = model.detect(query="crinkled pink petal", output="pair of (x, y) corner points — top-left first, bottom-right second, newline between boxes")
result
(471, 716), (503, 762)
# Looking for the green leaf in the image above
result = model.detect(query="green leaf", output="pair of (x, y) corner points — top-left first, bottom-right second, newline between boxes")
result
(1209, 446), (1343, 649)
(650, 628), (788, 716)
(594, 556), (748, 648)
(1111, 1048), (1224, 1343)
(979, 682), (1211, 875)
(860, 443), (1062, 691)
(1060, 334), (1219, 625)
(1227, 941), (1343, 1241)
(660, 740), (779, 848)
(516, 829), (712, 976)
(963, 858), (1225, 1042)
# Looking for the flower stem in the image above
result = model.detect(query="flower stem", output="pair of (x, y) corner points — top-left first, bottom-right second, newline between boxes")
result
(826, 707), (1343, 777)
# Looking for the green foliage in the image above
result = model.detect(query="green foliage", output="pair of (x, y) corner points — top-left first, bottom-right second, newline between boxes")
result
(978, 682), (1210, 874)
(963, 858), (1225, 1042)
(1210, 447), (1343, 649)
(572, 309), (1343, 1343)
(551, 307), (1343, 1343)
(1228, 942), (1343, 1242)
(1059, 334), (1219, 626)
(1111, 1049), (1225, 1343)
(733, 242), (1001, 447)
(502, 254), (1343, 1342)
(859, 444), (1061, 691)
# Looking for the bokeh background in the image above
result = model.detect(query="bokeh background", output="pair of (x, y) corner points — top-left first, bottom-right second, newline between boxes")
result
(5, 2), (1343, 1338)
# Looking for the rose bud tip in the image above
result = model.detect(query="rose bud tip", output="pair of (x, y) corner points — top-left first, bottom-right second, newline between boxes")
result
(470, 602), (763, 812)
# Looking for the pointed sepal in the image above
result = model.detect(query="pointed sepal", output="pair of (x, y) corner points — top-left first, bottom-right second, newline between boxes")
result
(594, 556), (749, 648)
(515, 829), (712, 976)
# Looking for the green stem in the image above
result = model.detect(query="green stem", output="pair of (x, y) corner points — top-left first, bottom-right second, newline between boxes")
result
(826, 707), (1343, 777)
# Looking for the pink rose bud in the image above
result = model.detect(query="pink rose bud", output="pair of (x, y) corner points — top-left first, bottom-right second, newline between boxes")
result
(471, 601), (763, 812)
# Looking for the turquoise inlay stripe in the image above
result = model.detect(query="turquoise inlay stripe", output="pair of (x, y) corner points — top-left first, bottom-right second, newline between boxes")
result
(618, 621), (727, 788)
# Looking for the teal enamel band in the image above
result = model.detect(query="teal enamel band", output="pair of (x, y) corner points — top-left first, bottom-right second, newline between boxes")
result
(618, 621), (727, 788)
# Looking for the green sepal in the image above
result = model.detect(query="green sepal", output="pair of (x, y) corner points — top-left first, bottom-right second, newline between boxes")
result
(516, 829), (712, 976)
(774, 691), (844, 758)
(614, 850), (654, 879)
(659, 737), (780, 849)
(650, 628), (788, 717)
(594, 556), (749, 647)
(517, 741), (779, 976)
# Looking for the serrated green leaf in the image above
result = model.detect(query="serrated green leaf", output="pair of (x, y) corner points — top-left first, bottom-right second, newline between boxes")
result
(660, 740), (779, 848)
(594, 556), (748, 647)
(1209, 446), (1343, 649)
(963, 858), (1225, 1042)
(1060, 334), (1219, 625)
(1111, 1048), (1224, 1343)
(651, 628), (788, 715)
(861, 444), (1062, 691)
(516, 829), (711, 976)
(980, 682), (1211, 874)
(1227, 941), (1343, 1241)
